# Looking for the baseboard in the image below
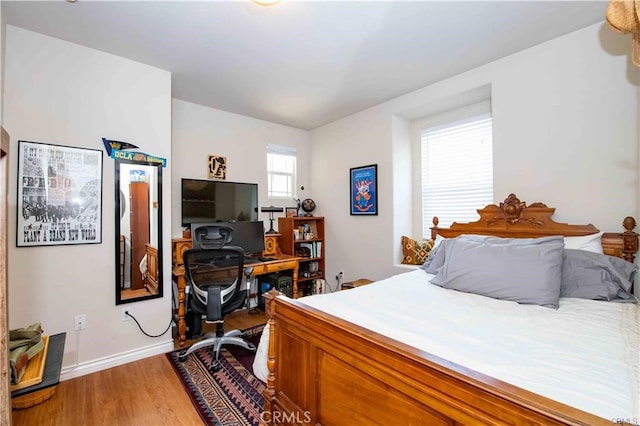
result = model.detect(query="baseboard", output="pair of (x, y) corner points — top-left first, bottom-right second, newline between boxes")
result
(60, 340), (174, 381)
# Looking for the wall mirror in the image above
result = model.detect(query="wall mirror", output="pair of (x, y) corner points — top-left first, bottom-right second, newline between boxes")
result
(115, 157), (163, 305)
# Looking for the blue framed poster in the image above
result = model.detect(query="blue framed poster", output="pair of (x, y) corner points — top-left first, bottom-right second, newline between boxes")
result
(350, 164), (378, 216)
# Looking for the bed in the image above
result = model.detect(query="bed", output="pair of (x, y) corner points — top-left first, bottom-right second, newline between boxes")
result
(258, 194), (639, 425)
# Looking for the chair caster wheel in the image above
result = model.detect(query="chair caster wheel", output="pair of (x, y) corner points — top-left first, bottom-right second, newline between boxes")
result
(178, 355), (187, 362)
(248, 343), (256, 351)
(210, 362), (221, 373)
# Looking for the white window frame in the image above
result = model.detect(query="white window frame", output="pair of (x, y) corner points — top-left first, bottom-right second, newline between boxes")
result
(267, 144), (297, 200)
(412, 101), (493, 239)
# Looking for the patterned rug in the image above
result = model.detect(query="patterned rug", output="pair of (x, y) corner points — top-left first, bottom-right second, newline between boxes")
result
(166, 325), (266, 426)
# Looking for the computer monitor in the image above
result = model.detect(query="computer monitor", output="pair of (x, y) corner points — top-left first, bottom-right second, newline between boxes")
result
(191, 221), (265, 254)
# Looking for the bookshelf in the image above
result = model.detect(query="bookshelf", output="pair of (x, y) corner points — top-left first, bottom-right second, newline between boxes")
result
(278, 216), (325, 297)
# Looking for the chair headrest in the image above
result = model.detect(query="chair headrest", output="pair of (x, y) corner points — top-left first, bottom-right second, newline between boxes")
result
(192, 225), (233, 250)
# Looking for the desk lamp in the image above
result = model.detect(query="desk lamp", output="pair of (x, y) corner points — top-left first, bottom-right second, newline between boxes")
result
(261, 206), (284, 234)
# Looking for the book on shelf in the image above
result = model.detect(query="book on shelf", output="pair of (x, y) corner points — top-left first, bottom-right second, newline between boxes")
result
(299, 241), (322, 258)
(300, 242), (313, 257)
(313, 279), (324, 294)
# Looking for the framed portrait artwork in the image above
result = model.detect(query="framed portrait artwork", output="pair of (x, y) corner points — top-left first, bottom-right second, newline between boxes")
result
(350, 164), (378, 216)
(285, 207), (298, 217)
(17, 140), (103, 247)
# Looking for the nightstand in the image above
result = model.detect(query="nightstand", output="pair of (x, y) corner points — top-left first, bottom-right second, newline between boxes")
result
(341, 279), (373, 290)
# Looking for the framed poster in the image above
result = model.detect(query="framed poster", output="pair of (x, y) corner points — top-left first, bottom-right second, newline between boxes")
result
(17, 140), (103, 247)
(350, 164), (378, 216)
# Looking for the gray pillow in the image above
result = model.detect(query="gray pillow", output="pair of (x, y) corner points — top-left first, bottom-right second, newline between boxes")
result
(421, 238), (447, 274)
(430, 236), (565, 308)
(421, 235), (508, 275)
(456, 234), (564, 246)
(561, 249), (637, 302)
(421, 234), (562, 275)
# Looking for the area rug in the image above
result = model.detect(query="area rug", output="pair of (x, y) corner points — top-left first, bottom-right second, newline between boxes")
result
(167, 325), (266, 426)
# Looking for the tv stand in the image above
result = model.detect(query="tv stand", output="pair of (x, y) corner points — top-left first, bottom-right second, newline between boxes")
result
(171, 236), (299, 346)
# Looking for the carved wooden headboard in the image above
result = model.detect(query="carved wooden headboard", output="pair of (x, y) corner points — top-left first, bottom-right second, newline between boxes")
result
(431, 193), (639, 263)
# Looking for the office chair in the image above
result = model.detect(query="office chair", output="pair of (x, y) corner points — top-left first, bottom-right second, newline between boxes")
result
(178, 225), (256, 372)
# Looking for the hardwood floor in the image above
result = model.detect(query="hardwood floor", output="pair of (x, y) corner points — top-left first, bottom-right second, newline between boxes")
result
(120, 287), (155, 301)
(12, 309), (266, 425)
(173, 307), (266, 351)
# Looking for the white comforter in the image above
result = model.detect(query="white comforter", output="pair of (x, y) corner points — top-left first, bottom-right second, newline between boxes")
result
(253, 269), (639, 420)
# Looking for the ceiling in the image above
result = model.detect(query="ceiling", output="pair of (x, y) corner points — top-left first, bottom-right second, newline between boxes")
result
(3, 1), (608, 130)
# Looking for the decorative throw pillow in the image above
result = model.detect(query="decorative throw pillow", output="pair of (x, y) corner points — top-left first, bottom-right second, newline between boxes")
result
(401, 236), (434, 265)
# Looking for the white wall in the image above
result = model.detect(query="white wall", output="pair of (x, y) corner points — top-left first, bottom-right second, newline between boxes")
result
(171, 99), (311, 237)
(311, 23), (639, 286)
(4, 26), (173, 377)
(0, 7), (4, 125)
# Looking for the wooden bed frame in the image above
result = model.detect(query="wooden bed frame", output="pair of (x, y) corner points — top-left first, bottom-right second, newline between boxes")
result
(262, 194), (638, 426)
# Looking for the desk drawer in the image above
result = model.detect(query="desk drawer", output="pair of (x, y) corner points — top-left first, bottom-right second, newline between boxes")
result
(251, 260), (298, 275)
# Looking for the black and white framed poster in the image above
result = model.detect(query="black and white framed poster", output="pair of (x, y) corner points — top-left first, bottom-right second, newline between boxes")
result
(17, 140), (103, 247)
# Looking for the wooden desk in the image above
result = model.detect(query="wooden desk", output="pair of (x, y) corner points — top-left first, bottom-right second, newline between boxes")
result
(172, 237), (299, 346)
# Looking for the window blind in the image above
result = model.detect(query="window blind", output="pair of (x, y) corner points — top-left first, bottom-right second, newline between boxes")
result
(421, 113), (493, 239)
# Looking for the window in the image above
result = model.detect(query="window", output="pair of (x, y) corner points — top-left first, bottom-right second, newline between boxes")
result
(421, 113), (493, 239)
(267, 145), (297, 199)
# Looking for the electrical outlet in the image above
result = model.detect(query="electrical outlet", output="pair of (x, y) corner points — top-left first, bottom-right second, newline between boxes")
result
(121, 307), (132, 321)
(74, 314), (87, 331)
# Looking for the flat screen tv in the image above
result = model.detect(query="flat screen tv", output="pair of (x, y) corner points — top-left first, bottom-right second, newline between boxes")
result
(181, 178), (258, 227)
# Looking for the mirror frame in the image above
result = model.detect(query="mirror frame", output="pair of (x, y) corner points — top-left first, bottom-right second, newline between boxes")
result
(114, 157), (163, 305)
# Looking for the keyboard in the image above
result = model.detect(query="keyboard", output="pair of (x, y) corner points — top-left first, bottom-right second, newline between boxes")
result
(213, 259), (241, 268)
(244, 256), (276, 264)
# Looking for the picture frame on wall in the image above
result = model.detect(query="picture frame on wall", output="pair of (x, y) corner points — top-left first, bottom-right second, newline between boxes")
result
(16, 140), (103, 247)
(208, 154), (227, 180)
(285, 207), (298, 217)
(350, 164), (378, 216)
